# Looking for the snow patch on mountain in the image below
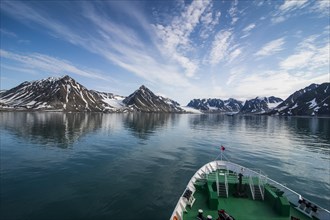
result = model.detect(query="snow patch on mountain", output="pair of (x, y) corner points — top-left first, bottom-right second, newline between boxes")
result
(271, 83), (329, 116)
(307, 98), (317, 109)
(239, 96), (283, 114)
(181, 106), (202, 114)
(101, 95), (125, 109)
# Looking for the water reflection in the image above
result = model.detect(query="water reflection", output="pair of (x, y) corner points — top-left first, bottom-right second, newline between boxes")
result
(279, 117), (330, 155)
(1, 112), (328, 154)
(123, 113), (177, 140)
(0, 112), (104, 148)
(287, 116), (330, 138)
(189, 114), (225, 127)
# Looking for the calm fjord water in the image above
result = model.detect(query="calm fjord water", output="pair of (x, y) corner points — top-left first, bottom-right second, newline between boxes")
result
(0, 112), (329, 220)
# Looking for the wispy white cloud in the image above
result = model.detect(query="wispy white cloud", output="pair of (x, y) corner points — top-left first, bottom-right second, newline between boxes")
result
(279, 33), (329, 72)
(279, 0), (308, 12)
(240, 23), (256, 38)
(255, 1), (264, 7)
(201, 10), (219, 27)
(280, 43), (329, 71)
(271, 16), (286, 24)
(0, 49), (108, 81)
(228, 48), (242, 63)
(272, 0), (310, 24)
(1, 1), (193, 88)
(0, 28), (17, 38)
(254, 37), (285, 57)
(1, 28), (30, 44)
(226, 67), (245, 85)
(310, 0), (330, 16)
(1, 1), (87, 46)
(18, 39), (30, 44)
(279, 51), (314, 70)
(208, 30), (233, 65)
(228, 0), (239, 25)
(242, 23), (256, 33)
(199, 3), (221, 40)
(241, 33), (330, 99)
(154, 0), (212, 77)
(231, 70), (329, 100)
(0, 63), (37, 75)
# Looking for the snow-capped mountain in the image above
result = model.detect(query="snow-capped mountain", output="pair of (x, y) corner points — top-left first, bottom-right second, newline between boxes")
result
(271, 83), (329, 116)
(187, 98), (243, 112)
(224, 98), (244, 112)
(0, 75), (125, 112)
(239, 96), (283, 114)
(0, 76), (184, 113)
(123, 85), (185, 113)
(1, 76), (328, 116)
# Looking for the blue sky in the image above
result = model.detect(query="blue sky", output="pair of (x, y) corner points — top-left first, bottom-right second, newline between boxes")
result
(1, 0), (329, 105)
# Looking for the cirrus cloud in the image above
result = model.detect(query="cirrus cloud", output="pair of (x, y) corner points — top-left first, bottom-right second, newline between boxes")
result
(255, 37), (285, 57)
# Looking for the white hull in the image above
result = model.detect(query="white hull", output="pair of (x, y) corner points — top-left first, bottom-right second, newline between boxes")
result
(170, 160), (330, 220)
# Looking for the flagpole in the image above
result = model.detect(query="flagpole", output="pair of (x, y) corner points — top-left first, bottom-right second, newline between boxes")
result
(216, 145), (225, 161)
(220, 145), (225, 161)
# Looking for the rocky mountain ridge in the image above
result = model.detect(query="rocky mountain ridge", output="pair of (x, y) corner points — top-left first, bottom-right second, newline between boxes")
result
(0, 76), (329, 115)
(187, 98), (243, 112)
(239, 96), (283, 114)
(123, 85), (184, 113)
(0, 76), (183, 113)
(270, 83), (329, 116)
(0, 75), (125, 112)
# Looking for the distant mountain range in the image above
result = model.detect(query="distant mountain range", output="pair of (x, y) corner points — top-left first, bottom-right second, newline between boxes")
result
(240, 96), (283, 114)
(187, 98), (243, 112)
(0, 75), (329, 116)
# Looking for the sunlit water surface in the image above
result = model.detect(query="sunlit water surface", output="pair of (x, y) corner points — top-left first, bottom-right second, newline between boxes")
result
(0, 112), (329, 220)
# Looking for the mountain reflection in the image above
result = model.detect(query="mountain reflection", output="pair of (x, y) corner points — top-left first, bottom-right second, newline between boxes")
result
(0, 112), (103, 148)
(0, 112), (180, 146)
(281, 117), (330, 155)
(287, 117), (330, 138)
(189, 114), (225, 127)
(123, 113), (174, 140)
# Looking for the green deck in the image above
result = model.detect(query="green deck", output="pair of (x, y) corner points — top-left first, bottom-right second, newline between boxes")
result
(182, 170), (317, 220)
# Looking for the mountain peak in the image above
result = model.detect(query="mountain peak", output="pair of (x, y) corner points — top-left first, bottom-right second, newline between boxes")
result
(137, 85), (153, 94)
(123, 86), (184, 112)
(60, 75), (75, 82)
(32, 75), (74, 85)
(255, 96), (266, 100)
(61, 75), (71, 80)
(139, 85), (147, 90)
